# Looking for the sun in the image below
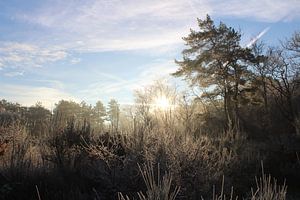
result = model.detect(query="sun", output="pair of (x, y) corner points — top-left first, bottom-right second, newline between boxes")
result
(153, 96), (171, 110)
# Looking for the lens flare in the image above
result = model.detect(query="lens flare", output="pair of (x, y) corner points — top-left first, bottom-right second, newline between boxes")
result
(153, 96), (171, 110)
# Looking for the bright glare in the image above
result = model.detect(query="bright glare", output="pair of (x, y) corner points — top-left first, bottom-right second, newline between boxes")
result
(153, 96), (171, 110)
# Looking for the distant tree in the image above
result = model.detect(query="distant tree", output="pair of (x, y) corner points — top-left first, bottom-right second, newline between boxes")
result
(0, 99), (27, 125)
(79, 101), (94, 123)
(0, 99), (22, 114)
(53, 100), (82, 125)
(25, 102), (51, 136)
(107, 99), (120, 132)
(93, 100), (106, 131)
(173, 15), (258, 129)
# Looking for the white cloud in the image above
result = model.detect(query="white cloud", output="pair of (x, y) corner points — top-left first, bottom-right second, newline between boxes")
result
(70, 57), (81, 64)
(0, 0), (295, 74)
(14, 0), (300, 53)
(0, 42), (67, 70)
(17, 0), (211, 52)
(0, 61), (4, 70)
(0, 84), (77, 109)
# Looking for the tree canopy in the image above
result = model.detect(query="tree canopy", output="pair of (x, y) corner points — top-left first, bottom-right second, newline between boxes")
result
(173, 15), (259, 128)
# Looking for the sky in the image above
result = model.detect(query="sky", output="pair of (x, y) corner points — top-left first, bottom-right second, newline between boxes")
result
(0, 0), (299, 110)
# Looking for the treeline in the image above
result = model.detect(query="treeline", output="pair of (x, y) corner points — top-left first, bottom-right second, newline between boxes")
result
(0, 99), (120, 135)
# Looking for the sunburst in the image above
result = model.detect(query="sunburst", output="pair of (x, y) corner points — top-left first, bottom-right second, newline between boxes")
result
(153, 95), (171, 110)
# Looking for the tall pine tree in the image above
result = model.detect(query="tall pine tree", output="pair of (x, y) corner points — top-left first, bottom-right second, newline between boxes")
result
(173, 15), (257, 128)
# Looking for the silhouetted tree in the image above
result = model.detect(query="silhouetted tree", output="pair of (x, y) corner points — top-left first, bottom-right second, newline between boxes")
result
(285, 31), (300, 55)
(25, 102), (51, 136)
(173, 15), (258, 129)
(93, 100), (106, 131)
(107, 99), (120, 132)
(266, 47), (300, 134)
(79, 101), (94, 123)
(53, 100), (82, 125)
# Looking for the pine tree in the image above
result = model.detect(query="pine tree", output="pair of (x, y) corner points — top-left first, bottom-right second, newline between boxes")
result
(107, 99), (120, 133)
(173, 15), (257, 128)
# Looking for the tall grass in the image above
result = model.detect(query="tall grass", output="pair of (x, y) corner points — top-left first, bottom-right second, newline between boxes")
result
(250, 163), (287, 200)
(118, 162), (180, 200)
(118, 162), (287, 200)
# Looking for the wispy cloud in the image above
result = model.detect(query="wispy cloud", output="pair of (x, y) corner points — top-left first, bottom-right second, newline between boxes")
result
(133, 60), (177, 88)
(77, 59), (178, 103)
(29, 79), (66, 90)
(1, 0), (298, 70)
(0, 84), (77, 109)
(0, 62), (4, 70)
(70, 57), (81, 65)
(0, 42), (67, 70)
(15, 0), (300, 53)
(16, 0), (210, 52)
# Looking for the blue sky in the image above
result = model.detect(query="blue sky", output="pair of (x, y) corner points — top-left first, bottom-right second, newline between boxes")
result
(0, 0), (299, 109)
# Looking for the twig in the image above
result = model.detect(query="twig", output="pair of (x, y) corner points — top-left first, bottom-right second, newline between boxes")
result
(35, 185), (41, 200)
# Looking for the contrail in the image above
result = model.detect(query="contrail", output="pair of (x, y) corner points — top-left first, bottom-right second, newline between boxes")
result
(246, 27), (270, 48)
(221, 27), (271, 67)
(188, 0), (270, 49)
